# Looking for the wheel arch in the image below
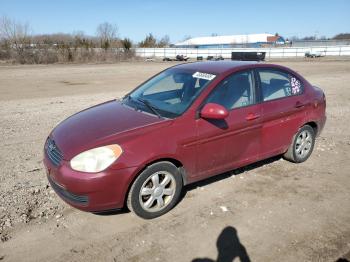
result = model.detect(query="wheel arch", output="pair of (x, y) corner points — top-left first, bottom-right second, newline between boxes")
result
(124, 157), (187, 207)
(285, 121), (318, 154)
(303, 121), (318, 136)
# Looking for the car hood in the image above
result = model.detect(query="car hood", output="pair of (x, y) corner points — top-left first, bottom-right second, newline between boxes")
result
(51, 100), (166, 159)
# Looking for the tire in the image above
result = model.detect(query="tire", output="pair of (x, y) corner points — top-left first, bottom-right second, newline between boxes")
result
(284, 125), (315, 163)
(127, 161), (183, 219)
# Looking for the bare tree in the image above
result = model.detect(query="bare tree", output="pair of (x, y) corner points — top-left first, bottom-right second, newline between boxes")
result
(96, 22), (118, 50)
(121, 38), (132, 50)
(138, 33), (157, 47)
(333, 33), (350, 40)
(158, 35), (170, 47)
(0, 16), (32, 63)
(302, 36), (316, 40)
(289, 36), (300, 41)
(0, 17), (137, 64)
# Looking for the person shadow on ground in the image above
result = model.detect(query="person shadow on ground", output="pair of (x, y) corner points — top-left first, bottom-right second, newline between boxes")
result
(192, 226), (251, 262)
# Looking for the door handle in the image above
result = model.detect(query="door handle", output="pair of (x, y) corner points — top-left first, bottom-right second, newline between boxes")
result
(295, 101), (305, 108)
(246, 113), (260, 121)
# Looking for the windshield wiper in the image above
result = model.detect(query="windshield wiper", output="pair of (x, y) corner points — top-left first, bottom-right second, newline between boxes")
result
(136, 97), (163, 118)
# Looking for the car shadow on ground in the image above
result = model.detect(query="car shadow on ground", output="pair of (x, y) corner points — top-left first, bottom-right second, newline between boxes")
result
(192, 226), (251, 262)
(93, 155), (282, 217)
(181, 155), (282, 200)
(92, 208), (129, 216)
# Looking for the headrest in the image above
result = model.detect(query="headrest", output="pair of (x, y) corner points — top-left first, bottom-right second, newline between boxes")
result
(270, 78), (289, 87)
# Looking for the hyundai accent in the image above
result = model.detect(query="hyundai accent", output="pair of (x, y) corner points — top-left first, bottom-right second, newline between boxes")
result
(43, 61), (326, 219)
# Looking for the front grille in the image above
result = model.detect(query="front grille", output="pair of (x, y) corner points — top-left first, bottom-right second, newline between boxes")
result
(45, 137), (63, 166)
(48, 175), (89, 205)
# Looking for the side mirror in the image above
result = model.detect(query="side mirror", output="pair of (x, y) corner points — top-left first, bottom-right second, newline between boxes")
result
(200, 103), (229, 120)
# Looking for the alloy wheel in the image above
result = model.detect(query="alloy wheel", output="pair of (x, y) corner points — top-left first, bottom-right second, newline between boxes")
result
(295, 130), (313, 159)
(138, 171), (176, 212)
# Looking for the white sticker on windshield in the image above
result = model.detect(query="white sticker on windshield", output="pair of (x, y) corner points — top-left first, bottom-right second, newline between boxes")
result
(192, 72), (216, 81)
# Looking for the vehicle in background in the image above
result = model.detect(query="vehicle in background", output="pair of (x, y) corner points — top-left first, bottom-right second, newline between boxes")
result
(145, 58), (155, 62)
(163, 55), (189, 62)
(305, 50), (325, 58)
(207, 55), (224, 61)
(231, 51), (266, 61)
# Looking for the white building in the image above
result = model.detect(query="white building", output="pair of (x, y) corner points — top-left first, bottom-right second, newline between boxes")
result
(175, 33), (285, 48)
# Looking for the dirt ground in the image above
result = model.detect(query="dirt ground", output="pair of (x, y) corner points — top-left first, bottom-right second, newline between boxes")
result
(0, 60), (349, 262)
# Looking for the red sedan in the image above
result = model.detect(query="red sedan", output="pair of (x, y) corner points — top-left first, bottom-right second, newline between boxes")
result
(43, 61), (326, 219)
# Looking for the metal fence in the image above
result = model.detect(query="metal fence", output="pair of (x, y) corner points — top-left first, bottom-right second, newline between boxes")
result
(135, 45), (350, 59)
(291, 39), (350, 47)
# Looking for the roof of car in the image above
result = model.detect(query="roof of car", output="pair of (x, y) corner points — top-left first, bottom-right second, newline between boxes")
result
(172, 61), (258, 74)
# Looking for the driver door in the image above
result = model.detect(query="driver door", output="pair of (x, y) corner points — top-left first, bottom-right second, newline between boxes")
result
(195, 70), (262, 179)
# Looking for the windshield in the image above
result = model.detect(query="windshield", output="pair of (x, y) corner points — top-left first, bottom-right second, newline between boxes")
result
(123, 68), (216, 118)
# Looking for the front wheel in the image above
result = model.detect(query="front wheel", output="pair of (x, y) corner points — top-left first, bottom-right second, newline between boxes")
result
(284, 125), (315, 163)
(127, 161), (183, 219)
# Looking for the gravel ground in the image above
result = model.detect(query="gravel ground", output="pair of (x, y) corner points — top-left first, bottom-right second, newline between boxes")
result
(0, 60), (349, 261)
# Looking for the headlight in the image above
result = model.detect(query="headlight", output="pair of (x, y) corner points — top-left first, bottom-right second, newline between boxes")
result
(70, 144), (123, 173)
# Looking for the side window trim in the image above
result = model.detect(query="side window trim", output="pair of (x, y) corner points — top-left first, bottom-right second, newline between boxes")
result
(253, 68), (263, 103)
(256, 67), (304, 103)
(200, 69), (257, 112)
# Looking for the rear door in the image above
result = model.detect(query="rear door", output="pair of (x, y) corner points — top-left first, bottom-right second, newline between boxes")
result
(195, 70), (262, 178)
(256, 68), (307, 158)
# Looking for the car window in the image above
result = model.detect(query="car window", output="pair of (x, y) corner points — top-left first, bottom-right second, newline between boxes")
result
(206, 70), (255, 110)
(258, 69), (303, 102)
(143, 74), (183, 95)
(125, 68), (215, 118)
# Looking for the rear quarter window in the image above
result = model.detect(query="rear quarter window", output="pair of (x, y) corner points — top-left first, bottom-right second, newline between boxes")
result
(258, 69), (303, 102)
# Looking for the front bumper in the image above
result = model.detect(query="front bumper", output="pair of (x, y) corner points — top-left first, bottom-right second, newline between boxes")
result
(43, 154), (139, 212)
(47, 174), (89, 206)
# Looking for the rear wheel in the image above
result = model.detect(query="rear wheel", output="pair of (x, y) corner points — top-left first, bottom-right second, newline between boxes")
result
(127, 161), (183, 219)
(284, 125), (315, 163)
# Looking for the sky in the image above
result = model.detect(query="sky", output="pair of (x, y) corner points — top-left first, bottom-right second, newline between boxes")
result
(1, 0), (349, 43)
